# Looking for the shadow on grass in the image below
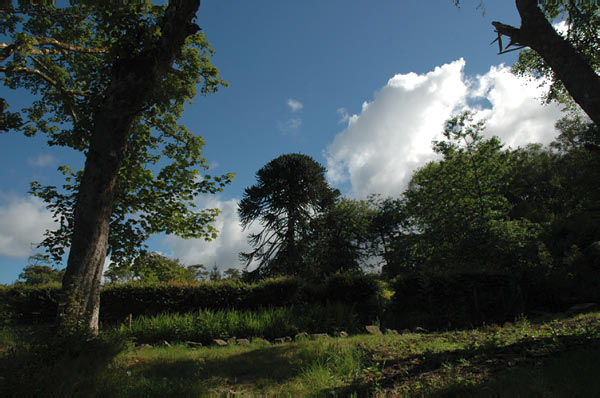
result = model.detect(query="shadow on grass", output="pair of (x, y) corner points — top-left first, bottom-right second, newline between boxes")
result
(121, 344), (310, 396)
(329, 333), (600, 397)
(0, 327), (129, 398)
(428, 341), (600, 398)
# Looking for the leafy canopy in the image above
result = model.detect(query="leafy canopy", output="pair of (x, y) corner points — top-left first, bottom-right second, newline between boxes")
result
(104, 252), (206, 284)
(403, 112), (543, 272)
(17, 253), (64, 285)
(0, 1), (233, 266)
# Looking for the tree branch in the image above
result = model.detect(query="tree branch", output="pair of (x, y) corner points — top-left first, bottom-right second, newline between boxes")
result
(30, 37), (107, 54)
(0, 64), (58, 86)
(1, 37), (106, 63)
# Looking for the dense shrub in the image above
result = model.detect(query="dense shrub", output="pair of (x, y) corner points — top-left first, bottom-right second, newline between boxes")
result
(389, 272), (523, 330)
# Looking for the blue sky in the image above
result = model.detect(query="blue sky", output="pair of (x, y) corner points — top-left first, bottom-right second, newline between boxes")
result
(0, 1), (567, 283)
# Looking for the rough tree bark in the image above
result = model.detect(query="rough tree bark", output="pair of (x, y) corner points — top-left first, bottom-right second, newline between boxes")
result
(492, 0), (600, 126)
(59, 0), (202, 332)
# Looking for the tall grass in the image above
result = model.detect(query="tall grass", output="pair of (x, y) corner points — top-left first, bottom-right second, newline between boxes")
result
(118, 302), (360, 344)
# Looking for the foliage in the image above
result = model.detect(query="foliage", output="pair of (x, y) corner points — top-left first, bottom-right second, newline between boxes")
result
(17, 254), (65, 285)
(366, 194), (412, 276)
(0, 1), (232, 266)
(222, 267), (241, 280)
(401, 112), (543, 273)
(208, 264), (222, 281)
(104, 252), (206, 284)
(238, 153), (339, 277)
(506, 116), (600, 277)
(305, 197), (374, 277)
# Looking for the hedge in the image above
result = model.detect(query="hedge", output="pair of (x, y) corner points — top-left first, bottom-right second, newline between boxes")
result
(0, 274), (383, 326)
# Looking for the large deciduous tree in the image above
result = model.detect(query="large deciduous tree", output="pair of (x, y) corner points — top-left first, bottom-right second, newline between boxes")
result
(238, 153), (339, 278)
(305, 197), (373, 277)
(0, 1), (230, 331)
(403, 112), (544, 272)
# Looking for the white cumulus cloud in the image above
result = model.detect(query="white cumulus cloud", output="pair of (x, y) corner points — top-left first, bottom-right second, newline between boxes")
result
(326, 59), (563, 199)
(0, 194), (56, 258)
(470, 65), (563, 147)
(287, 98), (303, 112)
(163, 197), (260, 272)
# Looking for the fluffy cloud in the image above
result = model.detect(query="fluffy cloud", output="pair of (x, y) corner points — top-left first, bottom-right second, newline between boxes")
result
(0, 194), (56, 258)
(287, 98), (303, 112)
(470, 65), (563, 147)
(326, 59), (564, 199)
(163, 197), (260, 272)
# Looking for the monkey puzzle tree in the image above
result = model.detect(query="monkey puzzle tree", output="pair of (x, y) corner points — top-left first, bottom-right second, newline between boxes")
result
(238, 154), (339, 277)
(0, 0), (231, 331)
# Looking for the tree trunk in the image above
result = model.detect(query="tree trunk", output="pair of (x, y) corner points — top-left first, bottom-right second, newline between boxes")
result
(58, 0), (201, 332)
(493, 0), (600, 126)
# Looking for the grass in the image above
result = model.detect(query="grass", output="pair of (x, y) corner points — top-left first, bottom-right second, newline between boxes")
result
(0, 326), (17, 347)
(1, 311), (600, 397)
(116, 303), (361, 345)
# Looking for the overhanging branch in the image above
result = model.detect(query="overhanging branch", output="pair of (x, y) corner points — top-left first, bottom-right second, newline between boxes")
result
(491, 21), (528, 54)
